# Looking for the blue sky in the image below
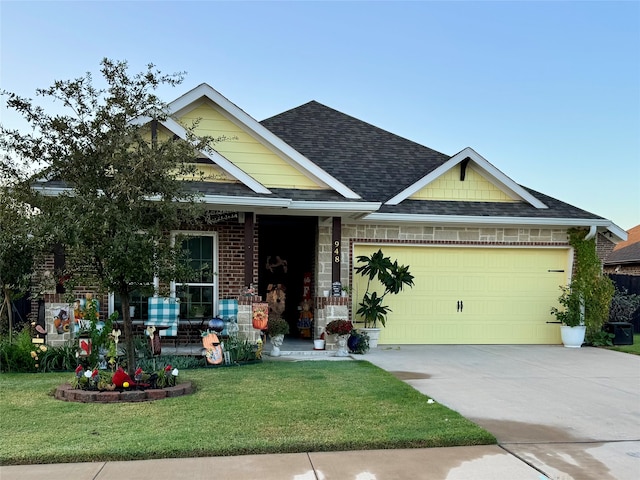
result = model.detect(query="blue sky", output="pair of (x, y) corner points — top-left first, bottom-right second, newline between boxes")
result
(1, 0), (638, 230)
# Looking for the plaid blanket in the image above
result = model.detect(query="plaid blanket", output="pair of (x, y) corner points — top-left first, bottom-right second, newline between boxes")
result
(145, 297), (179, 337)
(219, 299), (238, 336)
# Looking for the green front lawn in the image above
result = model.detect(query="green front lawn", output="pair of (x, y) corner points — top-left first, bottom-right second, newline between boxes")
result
(0, 360), (495, 465)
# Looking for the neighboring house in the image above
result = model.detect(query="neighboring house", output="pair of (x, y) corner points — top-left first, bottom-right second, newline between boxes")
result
(604, 225), (640, 275)
(37, 84), (627, 346)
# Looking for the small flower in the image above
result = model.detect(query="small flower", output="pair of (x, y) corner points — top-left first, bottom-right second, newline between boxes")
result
(164, 365), (172, 372)
(39, 345), (47, 352)
(84, 370), (92, 378)
(122, 381), (129, 388)
(30, 351), (37, 359)
(171, 368), (179, 377)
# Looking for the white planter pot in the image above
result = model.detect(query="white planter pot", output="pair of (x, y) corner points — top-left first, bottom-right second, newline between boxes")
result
(360, 327), (381, 348)
(561, 325), (586, 348)
(313, 339), (325, 350)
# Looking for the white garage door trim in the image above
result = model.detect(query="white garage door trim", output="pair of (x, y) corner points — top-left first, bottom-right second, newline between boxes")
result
(352, 243), (573, 345)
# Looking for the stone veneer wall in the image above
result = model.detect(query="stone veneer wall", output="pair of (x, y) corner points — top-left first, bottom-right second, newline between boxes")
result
(316, 224), (572, 292)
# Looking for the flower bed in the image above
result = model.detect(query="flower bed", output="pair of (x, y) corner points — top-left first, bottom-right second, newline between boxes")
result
(54, 381), (193, 403)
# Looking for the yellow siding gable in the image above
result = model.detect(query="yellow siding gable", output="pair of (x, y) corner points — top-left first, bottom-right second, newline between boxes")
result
(178, 103), (323, 190)
(410, 165), (516, 202)
(150, 124), (234, 183)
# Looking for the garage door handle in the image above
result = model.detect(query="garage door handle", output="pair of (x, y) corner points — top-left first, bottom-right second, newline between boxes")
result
(457, 301), (464, 312)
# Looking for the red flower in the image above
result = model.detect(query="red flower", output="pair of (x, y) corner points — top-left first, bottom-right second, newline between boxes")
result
(164, 365), (172, 372)
(75, 365), (83, 377)
(325, 320), (353, 335)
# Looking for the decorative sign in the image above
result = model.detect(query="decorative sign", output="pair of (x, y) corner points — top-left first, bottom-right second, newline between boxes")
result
(203, 210), (239, 225)
(331, 281), (342, 297)
(252, 303), (269, 330)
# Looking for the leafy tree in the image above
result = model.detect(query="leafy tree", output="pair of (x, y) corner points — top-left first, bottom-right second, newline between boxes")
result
(1, 59), (220, 374)
(0, 182), (42, 338)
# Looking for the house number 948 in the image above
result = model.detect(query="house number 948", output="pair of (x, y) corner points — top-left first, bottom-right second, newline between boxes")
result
(334, 241), (340, 263)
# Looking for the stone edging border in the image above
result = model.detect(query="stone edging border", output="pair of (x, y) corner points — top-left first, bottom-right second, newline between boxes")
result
(54, 381), (193, 403)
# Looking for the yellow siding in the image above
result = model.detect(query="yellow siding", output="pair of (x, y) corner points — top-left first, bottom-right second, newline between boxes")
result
(178, 103), (324, 190)
(353, 245), (571, 344)
(410, 165), (516, 202)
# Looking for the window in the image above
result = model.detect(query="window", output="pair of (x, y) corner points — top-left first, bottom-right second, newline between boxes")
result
(172, 232), (218, 319)
(112, 290), (149, 320)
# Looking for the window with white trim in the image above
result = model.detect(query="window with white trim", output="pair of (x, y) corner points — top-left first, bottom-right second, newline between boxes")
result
(172, 231), (218, 319)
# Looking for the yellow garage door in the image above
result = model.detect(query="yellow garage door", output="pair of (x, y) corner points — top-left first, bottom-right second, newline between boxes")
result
(352, 245), (571, 344)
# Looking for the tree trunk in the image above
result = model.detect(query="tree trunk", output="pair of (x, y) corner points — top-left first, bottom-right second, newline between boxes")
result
(1, 286), (13, 342)
(120, 293), (136, 377)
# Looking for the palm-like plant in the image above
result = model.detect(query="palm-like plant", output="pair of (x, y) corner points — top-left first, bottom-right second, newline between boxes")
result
(354, 249), (414, 328)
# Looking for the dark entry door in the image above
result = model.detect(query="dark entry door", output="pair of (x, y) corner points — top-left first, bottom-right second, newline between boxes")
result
(258, 215), (316, 333)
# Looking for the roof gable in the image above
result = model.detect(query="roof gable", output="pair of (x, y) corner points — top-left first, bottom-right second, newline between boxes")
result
(178, 102), (323, 190)
(409, 164), (516, 202)
(165, 84), (361, 199)
(386, 147), (548, 209)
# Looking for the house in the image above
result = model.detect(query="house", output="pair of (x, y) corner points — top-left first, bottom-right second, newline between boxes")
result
(37, 84), (627, 346)
(604, 225), (640, 276)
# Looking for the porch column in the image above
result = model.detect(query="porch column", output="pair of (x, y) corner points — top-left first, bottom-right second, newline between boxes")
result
(244, 212), (255, 287)
(332, 217), (341, 288)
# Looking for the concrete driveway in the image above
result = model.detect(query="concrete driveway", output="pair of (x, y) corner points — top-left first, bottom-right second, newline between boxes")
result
(365, 344), (640, 480)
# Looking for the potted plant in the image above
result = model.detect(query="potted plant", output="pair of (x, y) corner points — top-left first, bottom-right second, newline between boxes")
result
(267, 317), (289, 357)
(354, 249), (414, 347)
(348, 329), (370, 354)
(190, 305), (206, 318)
(550, 228), (615, 348)
(325, 319), (353, 356)
(550, 285), (586, 348)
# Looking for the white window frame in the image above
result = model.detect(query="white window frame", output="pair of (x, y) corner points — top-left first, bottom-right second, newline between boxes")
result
(170, 230), (219, 317)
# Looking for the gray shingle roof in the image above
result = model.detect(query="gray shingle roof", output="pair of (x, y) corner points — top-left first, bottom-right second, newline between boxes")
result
(261, 101), (604, 221)
(260, 101), (450, 202)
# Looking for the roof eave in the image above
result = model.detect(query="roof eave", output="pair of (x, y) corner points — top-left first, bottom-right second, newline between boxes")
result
(362, 212), (627, 241)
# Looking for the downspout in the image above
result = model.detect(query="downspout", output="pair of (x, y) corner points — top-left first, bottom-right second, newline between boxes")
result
(584, 225), (597, 240)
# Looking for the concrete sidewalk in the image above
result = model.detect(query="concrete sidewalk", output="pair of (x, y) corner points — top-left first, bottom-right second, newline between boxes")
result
(0, 445), (546, 480)
(2, 345), (639, 479)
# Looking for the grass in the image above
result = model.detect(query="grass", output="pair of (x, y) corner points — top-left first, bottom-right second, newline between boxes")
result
(0, 360), (495, 465)
(607, 334), (640, 355)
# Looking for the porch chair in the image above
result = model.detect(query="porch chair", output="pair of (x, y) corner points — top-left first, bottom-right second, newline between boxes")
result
(145, 297), (180, 348)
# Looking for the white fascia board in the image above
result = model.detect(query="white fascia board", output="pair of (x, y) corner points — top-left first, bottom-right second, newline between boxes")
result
(168, 84), (362, 200)
(160, 117), (272, 195)
(385, 147), (548, 209)
(199, 195), (291, 208)
(363, 212), (626, 241)
(288, 201), (382, 212)
(31, 185), (73, 196)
